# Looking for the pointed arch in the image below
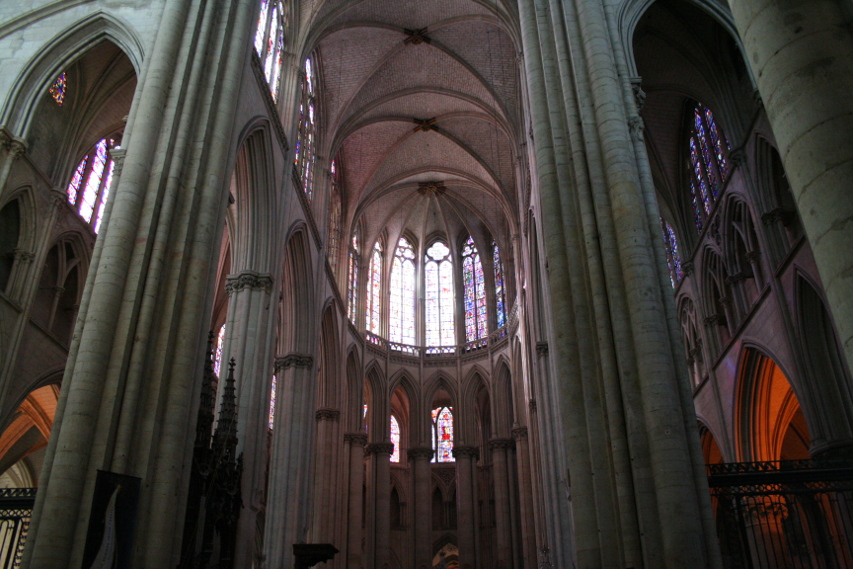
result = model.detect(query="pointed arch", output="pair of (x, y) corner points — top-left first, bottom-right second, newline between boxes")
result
(316, 302), (341, 409)
(280, 225), (314, 354)
(1, 12), (145, 135)
(344, 347), (363, 432)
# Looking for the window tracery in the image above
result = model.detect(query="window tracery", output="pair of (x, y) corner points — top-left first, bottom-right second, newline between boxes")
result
(661, 219), (683, 287)
(431, 406), (454, 463)
(66, 137), (117, 233)
(347, 230), (359, 323)
(49, 73), (67, 106)
(462, 237), (487, 342)
(493, 242), (506, 329)
(254, 0), (285, 101)
(294, 56), (318, 200)
(425, 241), (454, 347)
(390, 237), (416, 344)
(688, 104), (730, 232)
(366, 241), (382, 333)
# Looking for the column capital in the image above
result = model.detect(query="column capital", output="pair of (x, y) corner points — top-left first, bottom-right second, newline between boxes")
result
(315, 408), (340, 422)
(13, 248), (35, 263)
(528, 399), (537, 413)
(365, 442), (395, 457)
(6, 137), (27, 158)
(452, 445), (479, 460)
(488, 438), (515, 451)
(511, 426), (528, 441)
(407, 446), (434, 461)
(275, 353), (313, 371)
(225, 270), (273, 295)
(344, 432), (368, 446)
(535, 341), (548, 356)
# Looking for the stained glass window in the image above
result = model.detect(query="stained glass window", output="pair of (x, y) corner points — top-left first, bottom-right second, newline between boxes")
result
(49, 73), (67, 106)
(431, 406), (454, 463)
(390, 415), (400, 463)
(66, 138), (116, 234)
(425, 241), (455, 347)
(493, 242), (507, 329)
(295, 57), (318, 200)
(254, 0), (285, 100)
(347, 231), (359, 323)
(327, 160), (341, 272)
(390, 237), (416, 344)
(214, 323), (226, 376)
(366, 242), (382, 333)
(462, 237), (487, 342)
(687, 104), (730, 233)
(268, 375), (276, 429)
(661, 219), (683, 288)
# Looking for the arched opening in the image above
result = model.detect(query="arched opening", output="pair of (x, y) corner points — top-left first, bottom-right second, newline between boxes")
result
(0, 199), (20, 293)
(0, 384), (59, 487)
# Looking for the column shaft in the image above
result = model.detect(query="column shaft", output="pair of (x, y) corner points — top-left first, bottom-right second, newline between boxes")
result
(454, 446), (478, 568)
(367, 442), (394, 568)
(410, 447), (434, 569)
(345, 433), (367, 568)
(490, 439), (514, 568)
(512, 428), (537, 569)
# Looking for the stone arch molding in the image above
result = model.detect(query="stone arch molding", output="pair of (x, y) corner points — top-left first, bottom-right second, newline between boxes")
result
(1, 10), (145, 136)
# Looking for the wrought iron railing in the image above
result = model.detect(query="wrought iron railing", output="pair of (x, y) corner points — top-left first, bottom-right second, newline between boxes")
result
(707, 459), (853, 569)
(0, 488), (35, 569)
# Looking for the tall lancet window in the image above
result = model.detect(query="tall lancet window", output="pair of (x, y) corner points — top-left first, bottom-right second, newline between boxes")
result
(425, 241), (455, 347)
(66, 137), (117, 234)
(347, 230), (359, 323)
(688, 103), (730, 232)
(661, 219), (683, 288)
(366, 241), (382, 333)
(253, 0), (285, 100)
(214, 323), (226, 376)
(390, 415), (401, 463)
(462, 237), (487, 342)
(493, 241), (507, 328)
(327, 160), (341, 273)
(431, 406), (454, 463)
(294, 56), (318, 200)
(389, 237), (416, 344)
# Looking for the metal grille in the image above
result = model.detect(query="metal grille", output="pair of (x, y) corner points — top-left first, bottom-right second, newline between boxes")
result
(0, 489), (35, 569)
(708, 460), (853, 569)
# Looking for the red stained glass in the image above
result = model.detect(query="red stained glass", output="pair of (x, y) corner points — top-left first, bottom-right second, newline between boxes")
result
(390, 415), (400, 462)
(425, 241), (454, 346)
(431, 407), (454, 463)
(49, 73), (67, 106)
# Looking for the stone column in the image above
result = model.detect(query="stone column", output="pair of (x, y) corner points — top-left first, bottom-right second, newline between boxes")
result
(729, 0), (853, 370)
(223, 270), (276, 569)
(453, 445), (478, 568)
(264, 354), (316, 569)
(490, 438), (514, 568)
(367, 441), (394, 569)
(313, 408), (340, 543)
(344, 432), (367, 568)
(409, 446), (434, 569)
(512, 427), (537, 569)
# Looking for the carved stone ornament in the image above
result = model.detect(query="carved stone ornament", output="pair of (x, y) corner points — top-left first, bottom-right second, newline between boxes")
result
(434, 466), (455, 486)
(452, 445), (479, 460)
(407, 446), (434, 461)
(728, 147), (746, 168)
(511, 426), (528, 441)
(403, 27), (431, 45)
(535, 342), (548, 356)
(344, 432), (368, 447)
(365, 442), (395, 457)
(631, 81), (646, 112)
(529, 399), (537, 413)
(681, 261), (694, 276)
(488, 438), (515, 451)
(417, 181), (446, 196)
(51, 188), (68, 210)
(275, 353), (314, 371)
(7, 137), (27, 158)
(225, 271), (273, 295)
(704, 315), (719, 327)
(13, 248), (35, 263)
(627, 115), (645, 138)
(315, 408), (340, 422)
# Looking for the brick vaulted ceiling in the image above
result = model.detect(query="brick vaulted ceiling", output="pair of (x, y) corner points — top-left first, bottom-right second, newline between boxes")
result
(308, 0), (522, 253)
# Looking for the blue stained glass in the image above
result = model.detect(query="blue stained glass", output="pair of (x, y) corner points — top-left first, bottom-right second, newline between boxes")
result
(68, 156), (87, 204)
(390, 415), (400, 462)
(49, 73), (67, 106)
(494, 242), (506, 328)
(80, 139), (108, 223)
(660, 218), (683, 288)
(690, 138), (713, 215)
(462, 237), (486, 341)
(431, 407), (454, 463)
(690, 180), (704, 233)
(695, 109), (718, 198)
(705, 107), (729, 182)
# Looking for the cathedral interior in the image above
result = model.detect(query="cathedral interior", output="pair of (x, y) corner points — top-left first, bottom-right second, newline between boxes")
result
(0, 0), (852, 568)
